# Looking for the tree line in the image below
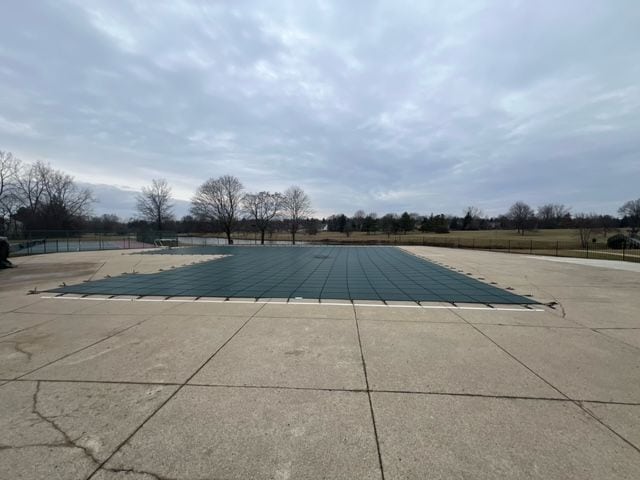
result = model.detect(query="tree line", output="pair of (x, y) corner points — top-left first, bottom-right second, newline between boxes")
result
(0, 150), (94, 232)
(2, 149), (638, 245)
(134, 181), (640, 247)
(327, 202), (638, 233)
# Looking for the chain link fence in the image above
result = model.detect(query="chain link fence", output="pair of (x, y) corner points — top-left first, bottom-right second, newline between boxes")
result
(7, 230), (639, 263)
(7, 230), (172, 256)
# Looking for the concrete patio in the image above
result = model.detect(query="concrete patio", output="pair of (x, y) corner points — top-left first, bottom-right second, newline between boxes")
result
(1, 247), (639, 479)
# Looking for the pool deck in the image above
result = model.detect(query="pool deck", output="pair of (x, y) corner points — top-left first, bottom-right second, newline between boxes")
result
(1, 246), (639, 479)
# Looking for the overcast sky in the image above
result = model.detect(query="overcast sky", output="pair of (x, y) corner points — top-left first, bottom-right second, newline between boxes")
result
(1, 0), (639, 219)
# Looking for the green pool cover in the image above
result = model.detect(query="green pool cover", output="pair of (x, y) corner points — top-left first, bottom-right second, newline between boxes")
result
(51, 246), (536, 304)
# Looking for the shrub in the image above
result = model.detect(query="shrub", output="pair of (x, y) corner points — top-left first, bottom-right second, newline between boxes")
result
(607, 234), (627, 249)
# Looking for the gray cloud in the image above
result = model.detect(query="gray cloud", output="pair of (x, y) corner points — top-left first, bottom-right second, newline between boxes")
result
(1, 0), (639, 218)
(81, 183), (190, 220)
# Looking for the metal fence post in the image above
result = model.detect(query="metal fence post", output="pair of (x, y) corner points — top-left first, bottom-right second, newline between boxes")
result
(530, 240), (533, 255)
(556, 241), (559, 256)
(623, 244), (626, 261)
(508, 240), (511, 253)
(586, 242), (589, 259)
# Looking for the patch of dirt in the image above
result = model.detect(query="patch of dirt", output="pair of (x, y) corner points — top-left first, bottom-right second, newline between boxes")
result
(0, 262), (101, 292)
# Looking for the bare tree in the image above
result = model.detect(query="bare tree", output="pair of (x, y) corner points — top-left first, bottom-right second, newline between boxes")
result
(0, 190), (21, 235)
(552, 204), (570, 223)
(192, 175), (243, 244)
(0, 150), (18, 202)
(2, 157), (94, 230)
(538, 203), (570, 228)
(243, 191), (283, 244)
(14, 161), (47, 216)
(619, 198), (640, 234)
(136, 179), (174, 231)
(537, 204), (554, 228)
(574, 213), (597, 248)
(282, 186), (313, 245)
(40, 167), (94, 219)
(0, 151), (20, 232)
(508, 201), (534, 235)
(352, 210), (366, 232)
(18, 162), (94, 229)
(599, 214), (616, 238)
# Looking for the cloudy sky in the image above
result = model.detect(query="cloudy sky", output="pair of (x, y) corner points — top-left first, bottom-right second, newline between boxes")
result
(1, 0), (639, 219)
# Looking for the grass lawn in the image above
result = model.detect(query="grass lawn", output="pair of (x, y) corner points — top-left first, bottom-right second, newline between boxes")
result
(223, 228), (625, 248)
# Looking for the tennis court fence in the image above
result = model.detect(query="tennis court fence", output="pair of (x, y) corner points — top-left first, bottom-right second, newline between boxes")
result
(6, 230), (639, 263)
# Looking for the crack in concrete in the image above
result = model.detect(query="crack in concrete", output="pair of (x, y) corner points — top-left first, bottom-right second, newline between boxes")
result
(522, 277), (567, 320)
(84, 305), (268, 480)
(6, 377), (639, 405)
(4, 381), (184, 480)
(31, 381), (102, 464)
(550, 296), (567, 319)
(99, 466), (222, 480)
(101, 466), (173, 480)
(0, 442), (87, 451)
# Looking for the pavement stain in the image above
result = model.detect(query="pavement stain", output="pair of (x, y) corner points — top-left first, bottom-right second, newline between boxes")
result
(0, 262), (102, 292)
(0, 339), (35, 361)
(284, 349), (306, 356)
